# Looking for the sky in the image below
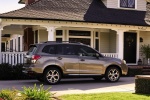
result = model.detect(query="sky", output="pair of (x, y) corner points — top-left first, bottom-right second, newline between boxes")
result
(0, 0), (25, 14)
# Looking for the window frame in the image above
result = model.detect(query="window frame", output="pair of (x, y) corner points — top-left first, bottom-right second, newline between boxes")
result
(42, 45), (56, 54)
(119, 0), (137, 9)
(77, 45), (103, 58)
(56, 44), (78, 56)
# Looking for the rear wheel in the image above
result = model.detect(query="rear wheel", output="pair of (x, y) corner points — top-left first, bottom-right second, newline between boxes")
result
(44, 67), (61, 85)
(105, 67), (121, 82)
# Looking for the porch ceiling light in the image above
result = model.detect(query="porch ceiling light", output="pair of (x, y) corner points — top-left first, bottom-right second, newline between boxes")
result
(145, 1), (150, 25)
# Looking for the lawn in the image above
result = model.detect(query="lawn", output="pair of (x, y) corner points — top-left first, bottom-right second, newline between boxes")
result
(60, 92), (150, 100)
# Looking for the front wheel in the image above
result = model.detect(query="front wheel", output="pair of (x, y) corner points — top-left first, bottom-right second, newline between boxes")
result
(105, 67), (121, 82)
(44, 68), (61, 85)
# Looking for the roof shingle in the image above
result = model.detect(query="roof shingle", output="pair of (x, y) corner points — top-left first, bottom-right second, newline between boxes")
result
(0, 0), (147, 26)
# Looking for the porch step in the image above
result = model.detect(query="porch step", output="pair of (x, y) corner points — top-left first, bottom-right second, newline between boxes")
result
(142, 72), (150, 75)
(142, 66), (150, 75)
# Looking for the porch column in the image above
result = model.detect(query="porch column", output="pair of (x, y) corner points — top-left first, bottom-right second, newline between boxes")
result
(20, 35), (23, 52)
(44, 26), (56, 41)
(116, 30), (126, 60)
(0, 27), (2, 64)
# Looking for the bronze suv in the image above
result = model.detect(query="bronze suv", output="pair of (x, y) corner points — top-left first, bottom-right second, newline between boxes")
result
(23, 41), (128, 85)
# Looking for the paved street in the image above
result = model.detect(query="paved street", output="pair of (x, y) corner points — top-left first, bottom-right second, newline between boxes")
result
(0, 77), (135, 96)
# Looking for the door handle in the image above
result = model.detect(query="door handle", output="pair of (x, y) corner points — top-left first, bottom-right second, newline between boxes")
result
(57, 57), (62, 60)
(80, 59), (85, 61)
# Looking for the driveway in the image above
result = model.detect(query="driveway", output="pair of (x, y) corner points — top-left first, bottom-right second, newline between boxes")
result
(0, 77), (135, 96)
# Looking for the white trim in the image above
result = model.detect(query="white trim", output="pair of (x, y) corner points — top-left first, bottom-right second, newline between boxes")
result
(63, 30), (65, 41)
(116, 30), (125, 60)
(0, 28), (2, 64)
(99, 31), (101, 52)
(20, 35), (23, 52)
(91, 30), (94, 48)
(136, 31), (140, 65)
(16, 35), (19, 52)
(118, 0), (137, 9)
(47, 27), (56, 41)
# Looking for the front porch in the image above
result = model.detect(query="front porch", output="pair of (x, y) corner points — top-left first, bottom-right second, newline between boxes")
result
(1, 52), (119, 65)
(0, 19), (150, 65)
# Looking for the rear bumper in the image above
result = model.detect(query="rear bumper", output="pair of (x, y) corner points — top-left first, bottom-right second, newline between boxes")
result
(22, 67), (42, 77)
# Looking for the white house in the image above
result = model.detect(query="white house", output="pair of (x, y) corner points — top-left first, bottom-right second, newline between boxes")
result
(0, 0), (150, 65)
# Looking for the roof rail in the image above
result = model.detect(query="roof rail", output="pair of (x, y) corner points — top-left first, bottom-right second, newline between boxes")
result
(44, 41), (83, 44)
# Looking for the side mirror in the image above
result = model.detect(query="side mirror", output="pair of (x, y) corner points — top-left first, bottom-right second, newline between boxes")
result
(96, 53), (100, 59)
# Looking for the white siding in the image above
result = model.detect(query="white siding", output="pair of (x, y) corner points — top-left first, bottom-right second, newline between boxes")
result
(140, 31), (150, 46)
(107, 0), (118, 9)
(106, 0), (146, 11)
(100, 30), (116, 53)
(139, 31), (150, 63)
(101, 0), (107, 6)
(100, 32), (110, 53)
(39, 30), (48, 43)
(109, 30), (116, 53)
(137, 0), (146, 11)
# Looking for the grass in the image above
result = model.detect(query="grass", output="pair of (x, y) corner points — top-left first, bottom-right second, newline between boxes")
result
(60, 92), (150, 100)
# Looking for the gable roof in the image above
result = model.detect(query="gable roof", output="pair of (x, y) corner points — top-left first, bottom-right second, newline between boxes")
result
(18, 0), (25, 4)
(0, 0), (148, 26)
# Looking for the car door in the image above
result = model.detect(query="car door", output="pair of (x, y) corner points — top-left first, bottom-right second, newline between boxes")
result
(78, 45), (104, 75)
(55, 44), (79, 75)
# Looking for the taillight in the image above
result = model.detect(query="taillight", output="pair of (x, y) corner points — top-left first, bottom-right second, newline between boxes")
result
(31, 55), (41, 63)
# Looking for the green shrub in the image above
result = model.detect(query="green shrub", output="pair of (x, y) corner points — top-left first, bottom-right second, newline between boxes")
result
(135, 78), (150, 94)
(0, 63), (13, 80)
(22, 84), (51, 100)
(0, 63), (34, 80)
(0, 89), (23, 100)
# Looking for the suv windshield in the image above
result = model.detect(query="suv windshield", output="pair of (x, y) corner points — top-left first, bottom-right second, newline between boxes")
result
(27, 45), (37, 55)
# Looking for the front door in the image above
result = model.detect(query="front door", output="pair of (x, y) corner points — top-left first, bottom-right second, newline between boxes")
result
(124, 32), (137, 63)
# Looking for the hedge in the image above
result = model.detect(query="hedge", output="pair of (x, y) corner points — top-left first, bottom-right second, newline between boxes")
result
(135, 76), (150, 94)
(0, 63), (34, 80)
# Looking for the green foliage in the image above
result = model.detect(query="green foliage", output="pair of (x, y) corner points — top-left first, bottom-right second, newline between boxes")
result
(22, 84), (51, 100)
(0, 63), (34, 80)
(60, 93), (150, 100)
(135, 78), (150, 94)
(0, 85), (52, 100)
(140, 44), (150, 60)
(0, 89), (23, 100)
(0, 63), (13, 80)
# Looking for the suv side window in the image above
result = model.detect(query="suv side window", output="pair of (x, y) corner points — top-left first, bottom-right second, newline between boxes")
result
(78, 45), (99, 57)
(27, 45), (37, 55)
(56, 44), (77, 55)
(42, 45), (56, 54)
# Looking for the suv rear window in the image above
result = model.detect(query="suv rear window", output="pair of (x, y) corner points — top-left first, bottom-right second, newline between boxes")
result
(27, 45), (37, 55)
(42, 45), (56, 54)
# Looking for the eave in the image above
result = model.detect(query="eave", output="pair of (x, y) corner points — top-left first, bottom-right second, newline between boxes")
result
(18, 0), (25, 4)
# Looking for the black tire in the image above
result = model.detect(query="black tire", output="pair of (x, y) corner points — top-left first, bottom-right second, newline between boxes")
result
(37, 76), (44, 82)
(93, 76), (104, 81)
(44, 67), (61, 85)
(105, 67), (121, 82)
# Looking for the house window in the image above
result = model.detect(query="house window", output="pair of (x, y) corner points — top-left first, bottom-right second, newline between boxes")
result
(120, 0), (135, 8)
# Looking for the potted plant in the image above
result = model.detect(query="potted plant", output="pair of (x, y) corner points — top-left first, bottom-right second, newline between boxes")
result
(140, 44), (150, 65)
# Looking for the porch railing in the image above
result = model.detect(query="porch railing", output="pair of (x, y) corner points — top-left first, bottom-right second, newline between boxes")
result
(1, 52), (118, 65)
(102, 53), (118, 58)
(2, 52), (27, 65)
